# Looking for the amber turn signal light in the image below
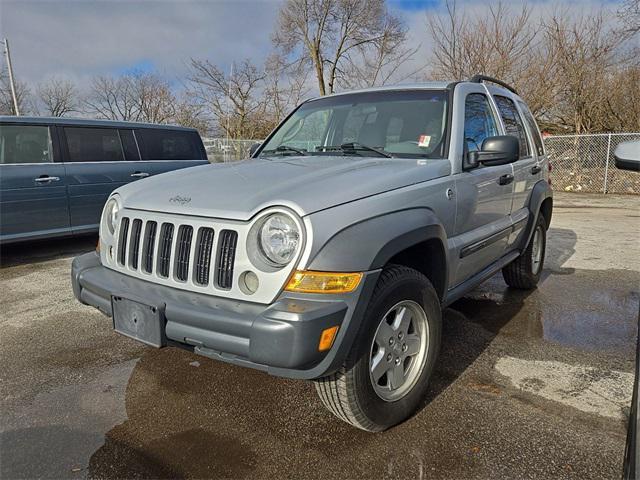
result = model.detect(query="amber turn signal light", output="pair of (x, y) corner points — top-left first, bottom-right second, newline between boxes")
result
(318, 326), (339, 352)
(285, 271), (363, 294)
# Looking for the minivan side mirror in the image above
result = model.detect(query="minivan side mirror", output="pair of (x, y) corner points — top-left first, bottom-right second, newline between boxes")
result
(614, 141), (640, 171)
(249, 142), (262, 157)
(464, 135), (519, 169)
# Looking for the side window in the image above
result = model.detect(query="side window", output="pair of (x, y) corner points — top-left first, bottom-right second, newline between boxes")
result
(119, 129), (140, 161)
(464, 93), (499, 153)
(64, 127), (124, 162)
(493, 95), (530, 158)
(0, 125), (53, 164)
(136, 129), (203, 161)
(517, 101), (544, 156)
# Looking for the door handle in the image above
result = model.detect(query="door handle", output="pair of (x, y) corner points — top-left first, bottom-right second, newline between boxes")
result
(531, 165), (542, 175)
(34, 175), (60, 183)
(498, 174), (514, 185)
(131, 172), (150, 178)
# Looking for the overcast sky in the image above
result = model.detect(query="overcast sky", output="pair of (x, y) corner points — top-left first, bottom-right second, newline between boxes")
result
(0, 0), (625, 90)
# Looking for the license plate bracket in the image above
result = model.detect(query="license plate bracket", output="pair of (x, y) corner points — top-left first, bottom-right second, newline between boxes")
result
(112, 296), (166, 348)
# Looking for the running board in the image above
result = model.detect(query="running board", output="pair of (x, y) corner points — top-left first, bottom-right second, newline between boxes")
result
(443, 250), (521, 307)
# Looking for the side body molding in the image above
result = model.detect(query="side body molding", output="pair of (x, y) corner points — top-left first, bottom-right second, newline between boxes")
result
(307, 208), (448, 273)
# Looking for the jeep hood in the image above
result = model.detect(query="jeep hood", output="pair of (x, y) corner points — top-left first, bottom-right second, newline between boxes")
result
(116, 156), (451, 221)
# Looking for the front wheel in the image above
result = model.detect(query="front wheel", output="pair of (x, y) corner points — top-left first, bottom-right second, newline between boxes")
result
(314, 265), (441, 432)
(502, 214), (547, 289)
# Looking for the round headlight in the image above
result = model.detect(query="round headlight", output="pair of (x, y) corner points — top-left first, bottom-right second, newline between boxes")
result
(258, 213), (300, 266)
(104, 198), (120, 236)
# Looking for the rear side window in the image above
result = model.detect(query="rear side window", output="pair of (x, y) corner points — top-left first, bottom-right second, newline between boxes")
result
(464, 93), (499, 152)
(64, 127), (124, 162)
(517, 100), (545, 156)
(493, 95), (530, 158)
(136, 129), (203, 161)
(0, 125), (53, 164)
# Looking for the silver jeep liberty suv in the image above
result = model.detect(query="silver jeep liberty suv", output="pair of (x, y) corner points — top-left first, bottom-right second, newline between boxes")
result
(72, 75), (552, 431)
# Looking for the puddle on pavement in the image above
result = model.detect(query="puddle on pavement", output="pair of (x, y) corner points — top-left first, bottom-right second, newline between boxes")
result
(451, 268), (639, 355)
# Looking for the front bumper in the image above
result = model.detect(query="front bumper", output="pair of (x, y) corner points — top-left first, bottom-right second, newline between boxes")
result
(71, 252), (378, 379)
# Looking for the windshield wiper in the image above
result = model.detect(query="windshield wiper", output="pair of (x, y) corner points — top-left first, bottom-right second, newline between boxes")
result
(261, 145), (307, 156)
(317, 142), (393, 158)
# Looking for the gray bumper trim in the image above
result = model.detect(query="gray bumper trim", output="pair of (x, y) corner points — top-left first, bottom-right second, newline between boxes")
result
(71, 252), (379, 379)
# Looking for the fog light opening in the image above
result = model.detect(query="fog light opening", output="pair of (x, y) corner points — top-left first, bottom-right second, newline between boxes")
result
(239, 271), (259, 295)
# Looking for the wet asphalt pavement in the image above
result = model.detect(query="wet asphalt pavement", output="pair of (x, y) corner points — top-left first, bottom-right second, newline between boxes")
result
(1, 193), (639, 479)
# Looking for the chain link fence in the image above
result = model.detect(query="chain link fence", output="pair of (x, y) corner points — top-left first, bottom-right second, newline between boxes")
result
(204, 133), (640, 195)
(544, 133), (640, 194)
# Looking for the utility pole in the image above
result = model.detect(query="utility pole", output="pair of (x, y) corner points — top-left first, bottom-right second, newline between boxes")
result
(3, 38), (20, 116)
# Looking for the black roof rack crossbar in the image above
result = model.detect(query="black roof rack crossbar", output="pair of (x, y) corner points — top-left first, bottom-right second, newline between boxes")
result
(469, 75), (518, 95)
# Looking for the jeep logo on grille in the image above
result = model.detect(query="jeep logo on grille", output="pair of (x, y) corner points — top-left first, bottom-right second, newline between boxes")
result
(169, 195), (191, 205)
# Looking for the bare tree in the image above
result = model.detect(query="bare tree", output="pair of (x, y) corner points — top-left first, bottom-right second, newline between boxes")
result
(543, 11), (628, 133)
(187, 58), (268, 138)
(618, 0), (640, 36)
(37, 77), (78, 117)
(83, 71), (177, 123)
(273, 0), (411, 95)
(0, 65), (31, 115)
(264, 54), (310, 124)
(426, 1), (544, 96)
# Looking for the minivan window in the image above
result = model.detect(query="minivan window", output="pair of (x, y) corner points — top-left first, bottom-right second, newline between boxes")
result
(0, 125), (53, 164)
(64, 127), (124, 162)
(494, 95), (531, 158)
(119, 129), (140, 160)
(136, 129), (202, 161)
(464, 93), (499, 153)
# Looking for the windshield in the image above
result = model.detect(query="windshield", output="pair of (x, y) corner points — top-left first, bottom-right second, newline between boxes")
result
(259, 90), (448, 159)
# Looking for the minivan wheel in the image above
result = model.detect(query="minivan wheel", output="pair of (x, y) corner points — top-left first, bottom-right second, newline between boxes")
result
(314, 265), (441, 432)
(502, 214), (547, 289)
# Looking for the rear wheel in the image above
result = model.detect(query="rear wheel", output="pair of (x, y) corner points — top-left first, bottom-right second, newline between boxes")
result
(502, 213), (547, 289)
(314, 265), (441, 431)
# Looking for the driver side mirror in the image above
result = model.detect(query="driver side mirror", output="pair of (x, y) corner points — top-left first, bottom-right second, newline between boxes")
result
(464, 135), (519, 169)
(249, 142), (261, 157)
(614, 141), (640, 171)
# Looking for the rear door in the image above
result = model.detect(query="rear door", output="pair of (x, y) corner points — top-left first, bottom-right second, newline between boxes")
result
(492, 95), (536, 217)
(133, 128), (208, 177)
(0, 123), (70, 242)
(61, 126), (128, 233)
(452, 88), (515, 286)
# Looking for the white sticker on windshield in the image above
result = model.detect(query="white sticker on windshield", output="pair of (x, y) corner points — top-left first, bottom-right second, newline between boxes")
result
(418, 135), (431, 147)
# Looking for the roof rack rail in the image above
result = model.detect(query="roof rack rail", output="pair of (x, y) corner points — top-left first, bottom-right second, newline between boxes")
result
(469, 75), (518, 95)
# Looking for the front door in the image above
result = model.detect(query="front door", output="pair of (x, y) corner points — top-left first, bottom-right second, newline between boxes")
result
(452, 91), (514, 286)
(0, 123), (70, 242)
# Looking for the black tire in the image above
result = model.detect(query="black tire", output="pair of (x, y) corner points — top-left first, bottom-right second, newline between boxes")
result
(314, 265), (442, 432)
(502, 213), (547, 289)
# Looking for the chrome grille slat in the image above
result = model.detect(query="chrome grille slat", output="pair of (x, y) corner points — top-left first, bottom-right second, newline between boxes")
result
(175, 225), (193, 282)
(216, 230), (238, 289)
(117, 217), (130, 266)
(129, 219), (143, 269)
(194, 227), (215, 286)
(142, 221), (157, 274)
(157, 223), (174, 278)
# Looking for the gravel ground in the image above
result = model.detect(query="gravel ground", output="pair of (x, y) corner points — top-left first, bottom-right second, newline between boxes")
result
(0, 193), (639, 479)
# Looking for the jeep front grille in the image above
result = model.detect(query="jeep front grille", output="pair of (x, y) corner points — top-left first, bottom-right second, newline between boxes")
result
(116, 216), (238, 289)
